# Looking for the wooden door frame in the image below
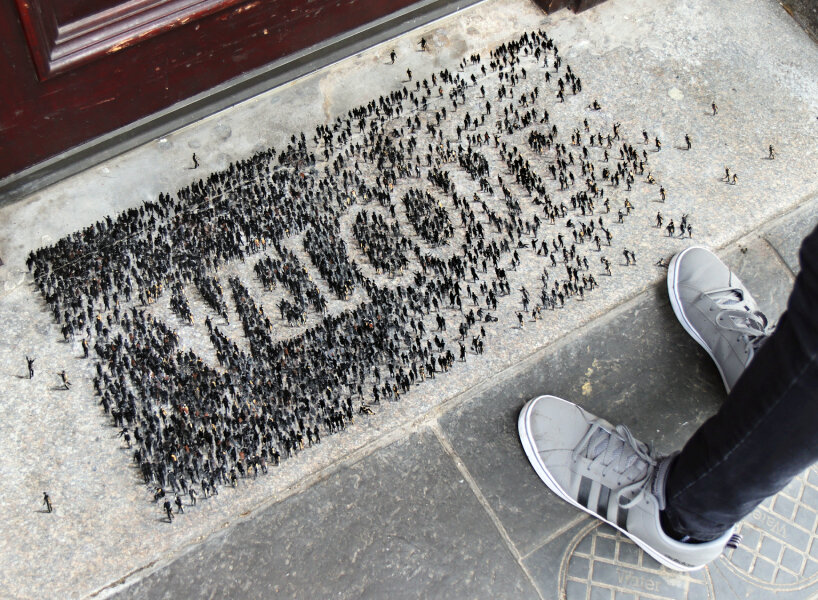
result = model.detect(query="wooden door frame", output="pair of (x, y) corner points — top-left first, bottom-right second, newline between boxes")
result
(0, 0), (485, 205)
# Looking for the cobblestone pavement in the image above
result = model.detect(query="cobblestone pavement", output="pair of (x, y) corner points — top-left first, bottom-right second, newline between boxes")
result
(0, 0), (816, 598)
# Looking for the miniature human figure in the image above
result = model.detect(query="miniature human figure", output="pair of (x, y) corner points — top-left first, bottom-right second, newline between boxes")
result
(81, 338), (89, 358)
(26, 356), (35, 379)
(519, 226), (818, 572)
(390, 50), (396, 64)
(406, 69), (412, 81)
(175, 495), (184, 514)
(731, 173), (738, 185)
(419, 38), (427, 51)
(769, 145), (776, 159)
(189, 488), (197, 506)
(42, 492), (52, 513)
(685, 134), (691, 150)
(712, 101), (718, 115)
(57, 370), (70, 390)
(118, 428), (131, 448)
(191, 153), (199, 169)
(163, 499), (174, 522)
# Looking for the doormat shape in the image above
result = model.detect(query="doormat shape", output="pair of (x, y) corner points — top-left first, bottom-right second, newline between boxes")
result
(28, 30), (708, 520)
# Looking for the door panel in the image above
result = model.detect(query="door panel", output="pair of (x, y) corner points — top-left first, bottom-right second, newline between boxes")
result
(0, 0), (420, 180)
(15, 0), (248, 79)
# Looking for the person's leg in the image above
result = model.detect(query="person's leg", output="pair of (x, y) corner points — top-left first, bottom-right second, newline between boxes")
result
(663, 223), (818, 541)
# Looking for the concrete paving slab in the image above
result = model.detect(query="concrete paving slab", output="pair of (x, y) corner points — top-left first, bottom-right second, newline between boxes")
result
(522, 517), (591, 598)
(0, 0), (816, 598)
(115, 429), (539, 600)
(722, 237), (795, 323)
(764, 194), (818, 275)
(437, 237), (793, 567)
(437, 285), (722, 557)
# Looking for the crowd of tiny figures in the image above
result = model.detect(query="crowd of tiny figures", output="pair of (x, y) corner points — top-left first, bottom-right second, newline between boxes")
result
(27, 29), (699, 521)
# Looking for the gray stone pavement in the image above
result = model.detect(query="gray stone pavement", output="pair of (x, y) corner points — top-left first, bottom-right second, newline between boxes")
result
(119, 205), (817, 600)
(0, 0), (817, 598)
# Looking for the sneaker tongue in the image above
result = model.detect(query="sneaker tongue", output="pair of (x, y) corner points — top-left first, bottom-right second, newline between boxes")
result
(587, 429), (610, 460)
(711, 287), (743, 307)
(585, 427), (648, 481)
(710, 288), (771, 342)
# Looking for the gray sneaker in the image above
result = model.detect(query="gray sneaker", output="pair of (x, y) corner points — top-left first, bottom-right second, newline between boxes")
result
(519, 395), (736, 571)
(667, 246), (773, 392)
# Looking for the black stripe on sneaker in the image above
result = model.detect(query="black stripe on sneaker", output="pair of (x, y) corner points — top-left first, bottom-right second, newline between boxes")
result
(617, 506), (629, 530)
(597, 485), (610, 518)
(577, 476), (592, 508)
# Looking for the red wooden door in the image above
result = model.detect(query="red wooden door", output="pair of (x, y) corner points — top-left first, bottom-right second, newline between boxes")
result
(0, 0), (421, 181)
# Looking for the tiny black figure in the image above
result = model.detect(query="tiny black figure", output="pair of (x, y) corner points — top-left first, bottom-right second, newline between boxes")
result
(57, 370), (71, 390)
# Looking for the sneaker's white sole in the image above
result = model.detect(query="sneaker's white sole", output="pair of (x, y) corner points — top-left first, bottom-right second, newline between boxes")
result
(517, 397), (700, 572)
(667, 247), (731, 393)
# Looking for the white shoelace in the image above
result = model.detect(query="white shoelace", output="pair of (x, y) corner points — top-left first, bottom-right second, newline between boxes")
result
(572, 421), (658, 509)
(705, 286), (774, 354)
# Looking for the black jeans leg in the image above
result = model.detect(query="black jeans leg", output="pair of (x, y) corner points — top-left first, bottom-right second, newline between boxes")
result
(663, 223), (818, 541)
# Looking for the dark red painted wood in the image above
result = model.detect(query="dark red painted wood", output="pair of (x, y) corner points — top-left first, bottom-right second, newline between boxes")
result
(0, 0), (420, 180)
(15, 0), (246, 79)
